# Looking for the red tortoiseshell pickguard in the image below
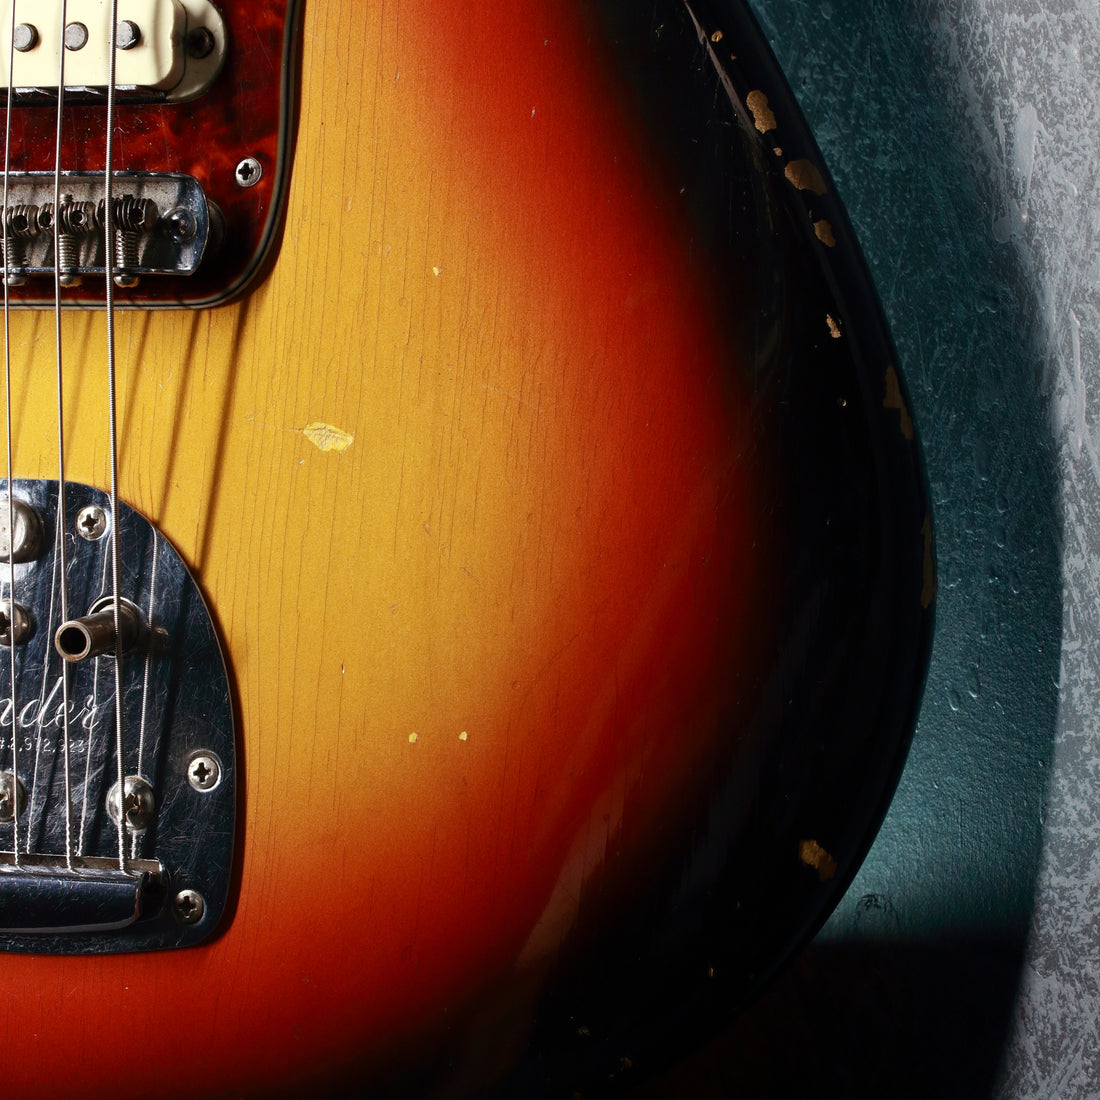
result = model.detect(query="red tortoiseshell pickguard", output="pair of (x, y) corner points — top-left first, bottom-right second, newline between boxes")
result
(0, 0), (295, 307)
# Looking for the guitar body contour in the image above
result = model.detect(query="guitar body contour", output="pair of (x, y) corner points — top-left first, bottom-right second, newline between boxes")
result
(0, 0), (932, 1096)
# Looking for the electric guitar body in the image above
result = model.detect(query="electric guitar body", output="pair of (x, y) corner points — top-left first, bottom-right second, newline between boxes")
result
(0, 0), (931, 1096)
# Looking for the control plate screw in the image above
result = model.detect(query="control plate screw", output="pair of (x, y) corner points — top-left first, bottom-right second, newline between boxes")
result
(106, 775), (156, 831)
(0, 599), (33, 646)
(0, 497), (43, 561)
(173, 889), (205, 924)
(187, 752), (221, 792)
(0, 772), (26, 821)
(76, 505), (107, 540)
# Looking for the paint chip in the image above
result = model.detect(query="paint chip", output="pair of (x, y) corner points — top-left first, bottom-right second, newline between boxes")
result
(799, 838), (837, 882)
(408, 732), (419, 744)
(459, 730), (468, 741)
(710, 29), (724, 42)
(814, 218), (836, 247)
(883, 364), (914, 440)
(432, 265), (443, 277)
(746, 89), (777, 133)
(784, 159), (828, 195)
(826, 314), (842, 339)
(303, 422), (354, 453)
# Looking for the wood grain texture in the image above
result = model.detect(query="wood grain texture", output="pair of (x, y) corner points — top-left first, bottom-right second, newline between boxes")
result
(0, 1), (757, 1095)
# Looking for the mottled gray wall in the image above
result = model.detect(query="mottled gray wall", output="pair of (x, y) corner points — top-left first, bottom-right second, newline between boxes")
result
(933, 3), (1100, 1094)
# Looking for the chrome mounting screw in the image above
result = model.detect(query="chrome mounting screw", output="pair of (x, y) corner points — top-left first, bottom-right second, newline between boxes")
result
(234, 157), (262, 188)
(165, 206), (196, 242)
(187, 752), (221, 792)
(106, 776), (156, 831)
(76, 505), (107, 540)
(0, 599), (33, 646)
(0, 497), (43, 561)
(0, 772), (25, 822)
(173, 889), (206, 924)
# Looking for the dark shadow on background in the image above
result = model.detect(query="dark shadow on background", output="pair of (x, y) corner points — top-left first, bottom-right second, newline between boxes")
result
(631, 938), (1024, 1098)
(622, 0), (1062, 1095)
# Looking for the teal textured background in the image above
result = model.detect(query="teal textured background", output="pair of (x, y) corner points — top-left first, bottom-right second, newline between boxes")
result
(637, 1), (1080, 1094)
(751, 3), (1061, 942)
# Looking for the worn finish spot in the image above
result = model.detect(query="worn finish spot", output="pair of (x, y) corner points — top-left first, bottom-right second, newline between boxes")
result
(883, 364), (914, 440)
(814, 218), (836, 247)
(709, 29), (723, 43)
(303, 422), (354, 452)
(785, 158), (828, 195)
(799, 838), (837, 882)
(746, 89), (776, 133)
(826, 314), (842, 339)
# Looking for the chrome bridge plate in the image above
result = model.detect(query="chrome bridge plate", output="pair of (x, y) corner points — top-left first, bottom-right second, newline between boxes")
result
(0, 479), (234, 952)
(0, 172), (210, 284)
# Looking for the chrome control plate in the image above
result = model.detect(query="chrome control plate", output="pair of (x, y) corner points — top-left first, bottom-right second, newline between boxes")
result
(0, 480), (234, 952)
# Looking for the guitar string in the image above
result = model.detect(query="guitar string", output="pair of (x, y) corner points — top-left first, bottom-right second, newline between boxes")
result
(2, 0), (19, 862)
(26, 537), (63, 853)
(52, 0), (75, 870)
(103, 0), (127, 872)
(76, 531), (109, 856)
(75, 633), (101, 854)
(133, 534), (157, 811)
(130, 533), (157, 863)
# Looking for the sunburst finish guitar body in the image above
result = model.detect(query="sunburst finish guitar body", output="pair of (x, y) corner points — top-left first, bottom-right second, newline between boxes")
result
(0, 0), (932, 1096)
